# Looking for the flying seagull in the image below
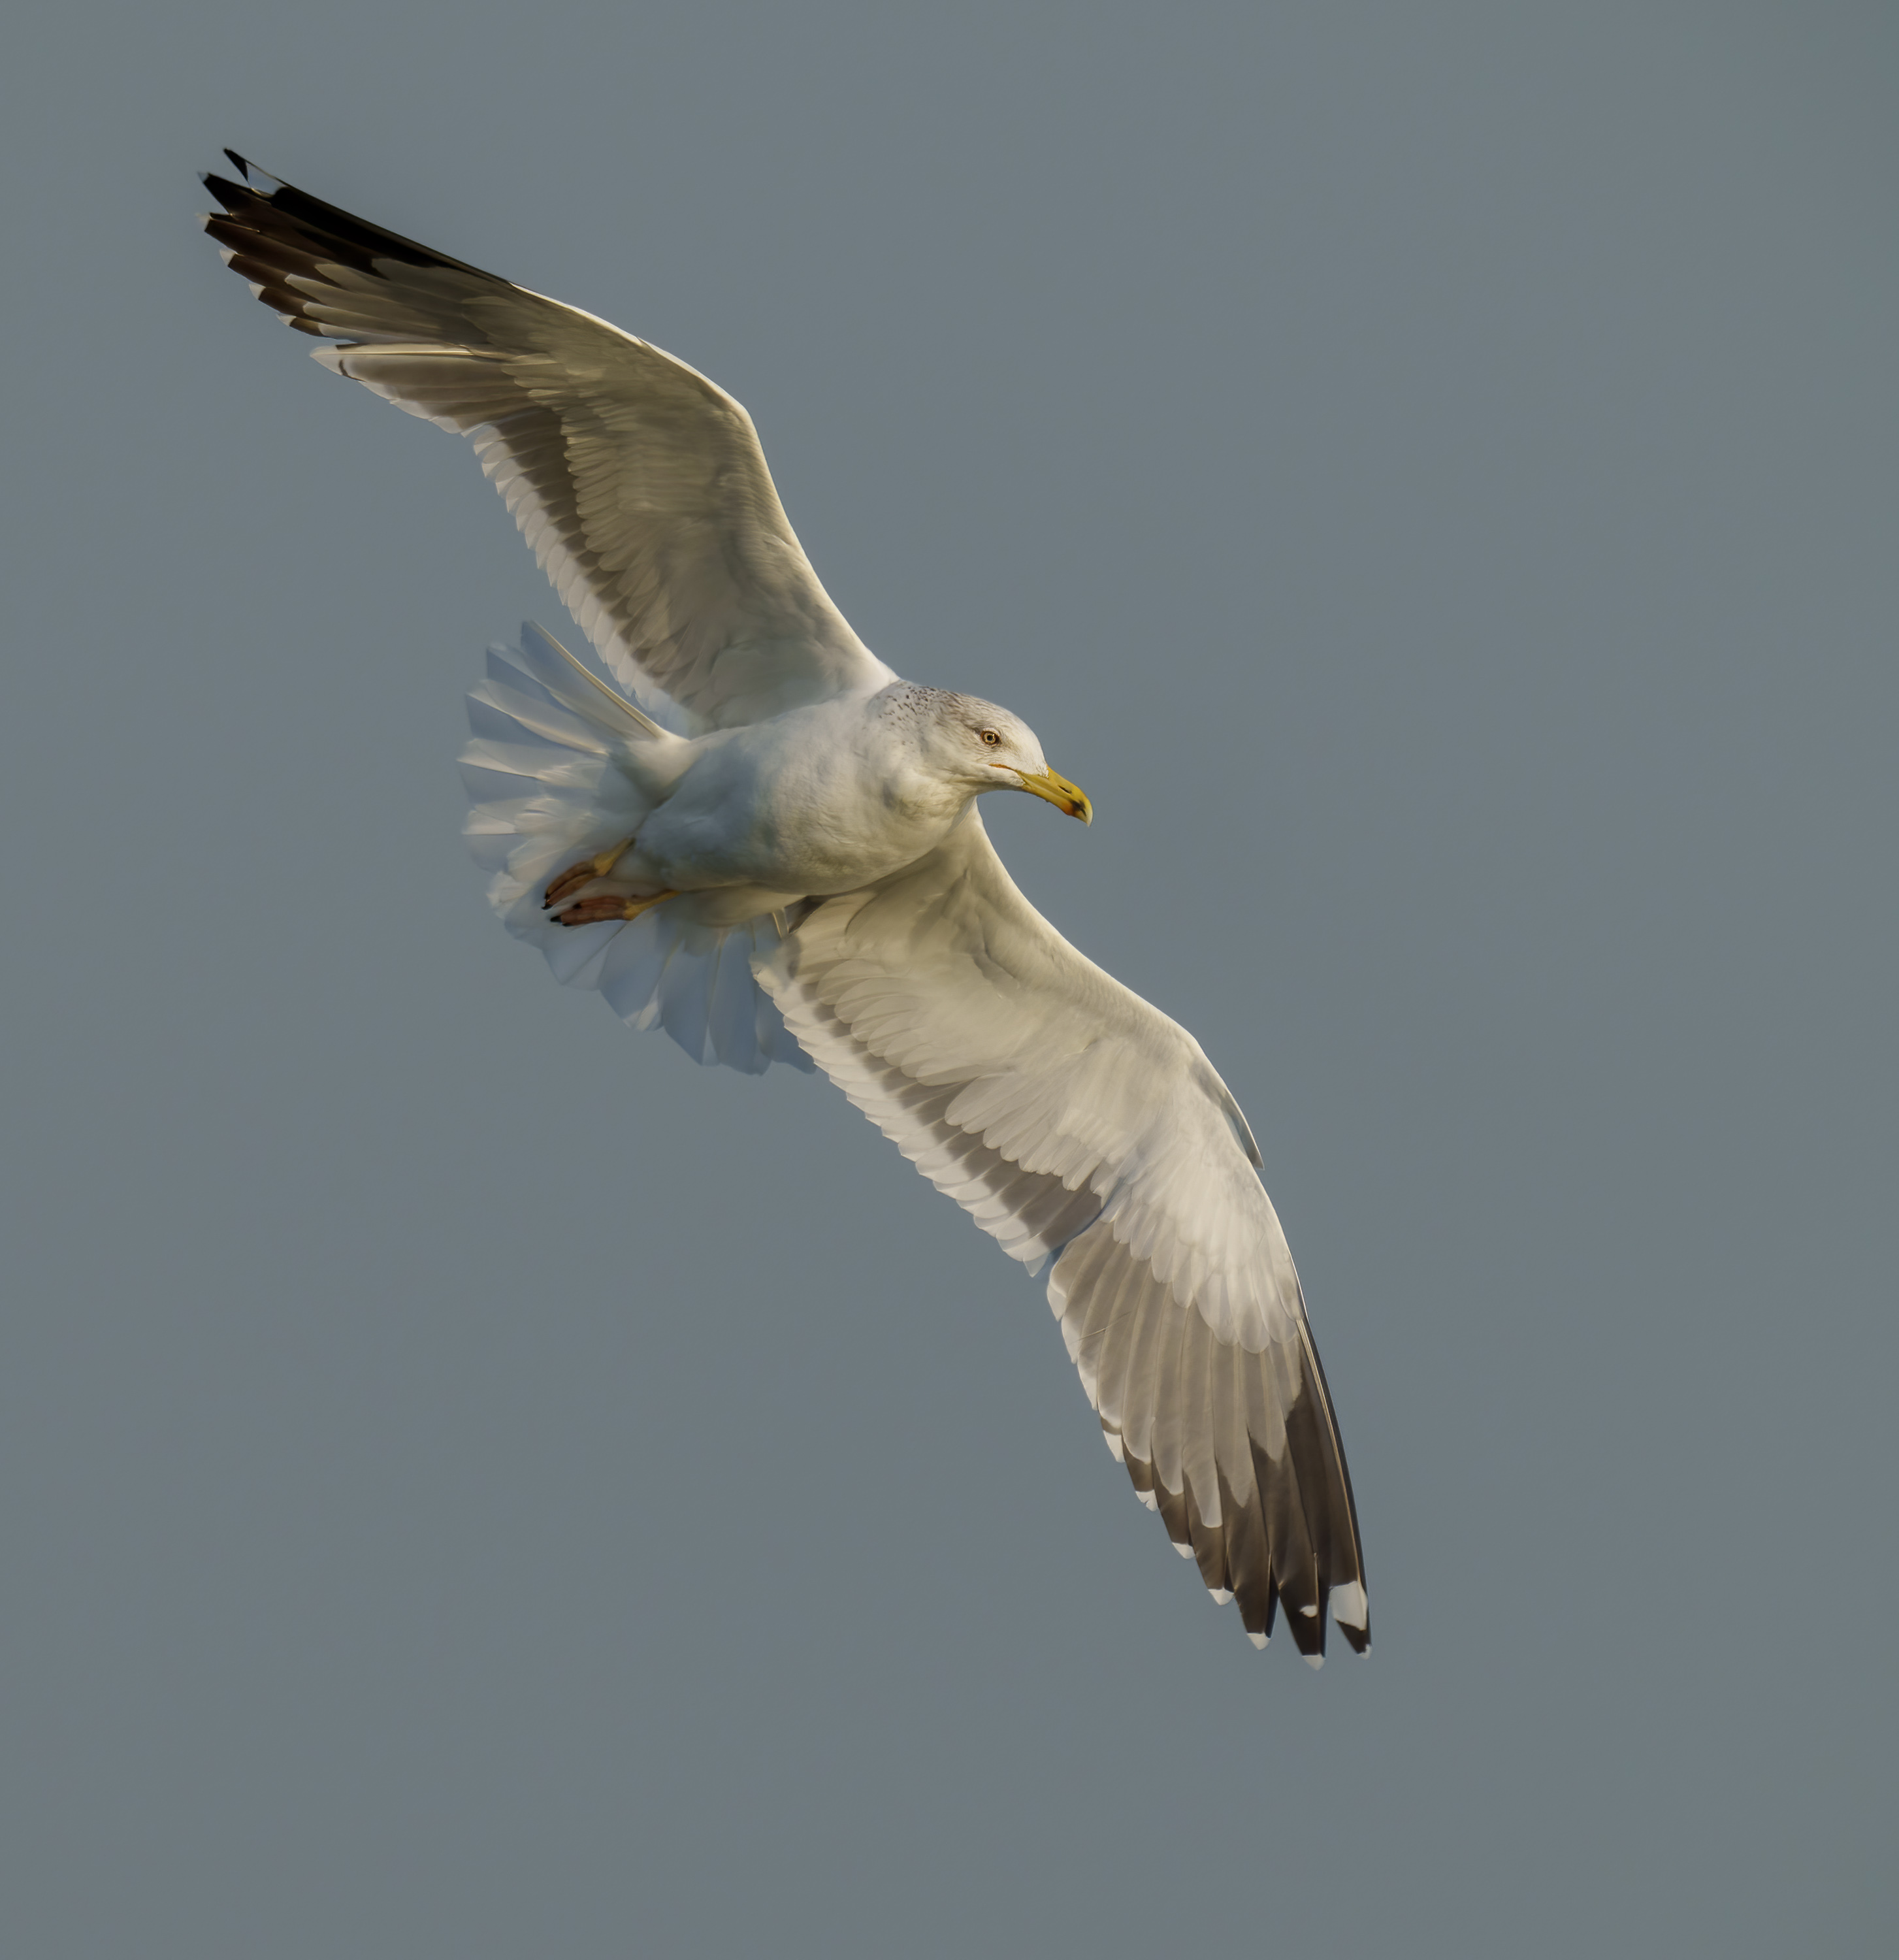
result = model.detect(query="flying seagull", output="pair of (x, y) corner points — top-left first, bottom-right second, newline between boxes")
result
(201, 151), (1369, 1662)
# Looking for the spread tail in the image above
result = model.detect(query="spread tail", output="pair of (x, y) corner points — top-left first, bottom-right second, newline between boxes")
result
(460, 624), (813, 1075)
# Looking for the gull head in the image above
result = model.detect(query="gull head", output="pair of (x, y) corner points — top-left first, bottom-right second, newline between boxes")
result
(898, 688), (1092, 825)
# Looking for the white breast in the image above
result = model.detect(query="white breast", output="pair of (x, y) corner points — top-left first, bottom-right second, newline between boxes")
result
(635, 694), (965, 897)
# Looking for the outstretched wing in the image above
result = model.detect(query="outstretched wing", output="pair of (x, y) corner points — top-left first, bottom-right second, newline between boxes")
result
(760, 813), (1369, 1659)
(203, 153), (894, 729)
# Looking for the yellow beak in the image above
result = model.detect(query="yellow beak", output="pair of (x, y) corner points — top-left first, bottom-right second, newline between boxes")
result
(1009, 765), (1094, 826)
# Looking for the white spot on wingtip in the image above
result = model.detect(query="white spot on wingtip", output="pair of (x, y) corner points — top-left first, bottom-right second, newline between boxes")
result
(1210, 1588), (1233, 1605)
(1304, 1654), (1325, 1671)
(1330, 1580), (1369, 1628)
(1299, 1603), (1319, 1617)
(1135, 1490), (1158, 1512)
(1247, 1631), (1269, 1650)
(1173, 1541), (1194, 1559)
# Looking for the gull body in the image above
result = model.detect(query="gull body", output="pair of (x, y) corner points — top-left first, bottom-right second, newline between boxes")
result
(203, 152), (1369, 1662)
(602, 684), (1083, 912)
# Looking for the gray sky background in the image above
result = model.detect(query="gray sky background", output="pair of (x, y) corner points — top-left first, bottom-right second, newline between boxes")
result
(3, 3), (1894, 1955)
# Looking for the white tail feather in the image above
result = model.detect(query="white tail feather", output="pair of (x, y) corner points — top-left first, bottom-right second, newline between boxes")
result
(461, 624), (813, 1075)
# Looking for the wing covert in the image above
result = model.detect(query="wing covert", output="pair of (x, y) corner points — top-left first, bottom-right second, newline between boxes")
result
(758, 813), (1369, 1658)
(203, 153), (894, 728)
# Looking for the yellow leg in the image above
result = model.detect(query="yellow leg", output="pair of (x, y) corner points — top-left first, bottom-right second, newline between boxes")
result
(551, 889), (677, 928)
(543, 838), (636, 910)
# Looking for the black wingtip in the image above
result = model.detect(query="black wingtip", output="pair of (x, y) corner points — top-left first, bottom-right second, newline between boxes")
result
(198, 155), (500, 282)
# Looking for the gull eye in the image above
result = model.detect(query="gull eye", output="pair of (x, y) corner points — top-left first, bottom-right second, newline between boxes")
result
(979, 728), (1001, 746)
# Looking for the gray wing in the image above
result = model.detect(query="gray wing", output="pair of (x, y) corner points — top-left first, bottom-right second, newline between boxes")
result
(760, 812), (1369, 1659)
(203, 153), (894, 729)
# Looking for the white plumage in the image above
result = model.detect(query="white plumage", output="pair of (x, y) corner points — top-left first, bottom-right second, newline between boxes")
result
(204, 152), (1368, 1659)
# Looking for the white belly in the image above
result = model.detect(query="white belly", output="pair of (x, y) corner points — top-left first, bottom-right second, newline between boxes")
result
(627, 702), (966, 900)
